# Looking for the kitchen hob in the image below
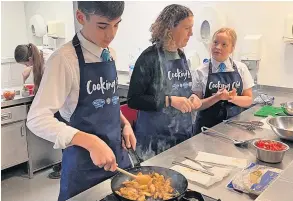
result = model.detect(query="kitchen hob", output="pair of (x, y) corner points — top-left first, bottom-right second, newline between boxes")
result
(100, 190), (221, 201)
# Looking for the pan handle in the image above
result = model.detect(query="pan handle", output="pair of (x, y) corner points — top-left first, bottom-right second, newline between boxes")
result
(121, 134), (141, 167)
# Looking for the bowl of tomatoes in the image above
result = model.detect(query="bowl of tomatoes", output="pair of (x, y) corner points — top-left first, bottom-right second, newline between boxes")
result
(2, 90), (16, 100)
(253, 139), (289, 163)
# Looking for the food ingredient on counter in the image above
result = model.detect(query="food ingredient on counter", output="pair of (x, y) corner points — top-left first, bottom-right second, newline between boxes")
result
(255, 140), (287, 151)
(24, 84), (34, 95)
(3, 90), (16, 100)
(227, 163), (282, 195)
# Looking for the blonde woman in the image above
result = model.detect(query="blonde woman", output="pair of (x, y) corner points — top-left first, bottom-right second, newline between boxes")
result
(127, 4), (202, 161)
(192, 28), (254, 134)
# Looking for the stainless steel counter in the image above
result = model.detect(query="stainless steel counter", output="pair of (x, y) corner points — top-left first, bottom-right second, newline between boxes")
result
(68, 88), (293, 201)
(1, 95), (34, 108)
(1, 72), (131, 108)
(256, 160), (293, 201)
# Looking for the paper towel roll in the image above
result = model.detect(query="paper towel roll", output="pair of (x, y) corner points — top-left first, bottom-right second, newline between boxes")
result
(194, 7), (227, 45)
(29, 14), (47, 37)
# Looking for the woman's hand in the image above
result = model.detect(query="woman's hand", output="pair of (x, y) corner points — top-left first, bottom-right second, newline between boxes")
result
(228, 88), (237, 102)
(122, 124), (137, 150)
(22, 67), (32, 83)
(216, 88), (231, 101)
(188, 94), (202, 110)
(171, 96), (194, 113)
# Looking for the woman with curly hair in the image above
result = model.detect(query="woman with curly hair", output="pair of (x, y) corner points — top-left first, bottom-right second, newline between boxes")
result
(127, 4), (202, 161)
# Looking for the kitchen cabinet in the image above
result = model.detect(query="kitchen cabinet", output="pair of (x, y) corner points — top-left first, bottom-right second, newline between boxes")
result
(1, 120), (29, 170)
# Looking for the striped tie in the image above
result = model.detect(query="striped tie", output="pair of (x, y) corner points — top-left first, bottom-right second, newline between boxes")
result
(101, 48), (111, 62)
(219, 63), (226, 72)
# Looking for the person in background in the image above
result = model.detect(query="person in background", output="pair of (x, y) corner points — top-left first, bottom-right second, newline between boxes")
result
(14, 44), (53, 93)
(26, 2), (136, 200)
(127, 4), (202, 161)
(14, 43), (63, 179)
(192, 28), (254, 134)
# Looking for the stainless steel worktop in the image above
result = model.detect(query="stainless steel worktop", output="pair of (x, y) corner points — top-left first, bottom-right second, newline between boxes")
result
(1, 95), (34, 108)
(1, 71), (131, 108)
(256, 160), (293, 201)
(68, 88), (293, 201)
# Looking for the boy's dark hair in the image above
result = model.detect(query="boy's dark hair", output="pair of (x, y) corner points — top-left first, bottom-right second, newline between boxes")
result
(78, 1), (125, 20)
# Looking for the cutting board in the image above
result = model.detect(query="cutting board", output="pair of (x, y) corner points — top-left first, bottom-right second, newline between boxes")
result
(254, 105), (286, 117)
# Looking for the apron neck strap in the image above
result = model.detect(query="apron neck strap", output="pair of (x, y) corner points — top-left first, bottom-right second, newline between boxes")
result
(230, 57), (238, 72)
(208, 60), (213, 74)
(72, 34), (86, 66)
(155, 44), (188, 66)
(156, 44), (165, 67)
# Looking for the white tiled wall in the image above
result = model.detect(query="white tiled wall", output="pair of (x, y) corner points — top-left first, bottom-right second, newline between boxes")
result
(1, 61), (33, 89)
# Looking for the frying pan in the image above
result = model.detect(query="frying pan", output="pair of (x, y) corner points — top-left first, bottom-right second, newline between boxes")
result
(111, 166), (188, 201)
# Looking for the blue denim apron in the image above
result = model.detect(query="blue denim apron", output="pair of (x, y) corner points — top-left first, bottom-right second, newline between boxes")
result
(135, 46), (193, 161)
(58, 35), (131, 201)
(194, 59), (244, 134)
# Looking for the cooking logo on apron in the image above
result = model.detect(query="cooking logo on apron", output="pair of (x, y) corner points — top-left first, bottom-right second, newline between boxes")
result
(88, 76), (119, 108)
(168, 68), (192, 91)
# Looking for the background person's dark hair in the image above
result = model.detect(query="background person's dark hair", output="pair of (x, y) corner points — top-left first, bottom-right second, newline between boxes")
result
(14, 44), (44, 93)
(78, 1), (125, 20)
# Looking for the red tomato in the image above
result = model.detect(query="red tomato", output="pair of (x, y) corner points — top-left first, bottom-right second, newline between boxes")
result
(256, 140), (287, 151)
(3, 91), (16, 100)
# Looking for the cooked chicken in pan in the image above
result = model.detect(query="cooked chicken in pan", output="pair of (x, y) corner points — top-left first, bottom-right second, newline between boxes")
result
(116, 172), (178, 201)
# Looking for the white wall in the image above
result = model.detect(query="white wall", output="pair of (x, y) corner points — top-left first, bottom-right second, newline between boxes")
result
(1, 1), (29, 88)
(24, 1), (75, 48)
(1, 1), (28, 58)
(111, 1), (293, 88)
(2, 1), (293, 89)
(1, 1), (76, 89)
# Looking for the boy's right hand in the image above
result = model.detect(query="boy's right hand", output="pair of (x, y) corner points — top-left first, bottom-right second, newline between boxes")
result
(88, 137), (117, 172)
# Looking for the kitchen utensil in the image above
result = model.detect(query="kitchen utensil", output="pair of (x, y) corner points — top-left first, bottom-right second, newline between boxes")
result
(252, 139), (289, 163)
(116, 167), (151, 185)
(172, 161), (214, 176)
(184, 156), (213, 169)
(194, 160), (236, 168)
(111, 166), (188, 201)
(228, 120), (264, 127)
(195, 151), (248, 169)
(201, 127), (259, 147)
(223, 120), (257, 131)
(116, 167), (137, 178)
(266, 116), (293, 141)
(280, 102), (293, 116)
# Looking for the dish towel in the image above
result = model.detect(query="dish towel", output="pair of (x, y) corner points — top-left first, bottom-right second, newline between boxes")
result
(171, 152), (248, 187)
(253, 93), (274, 105)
